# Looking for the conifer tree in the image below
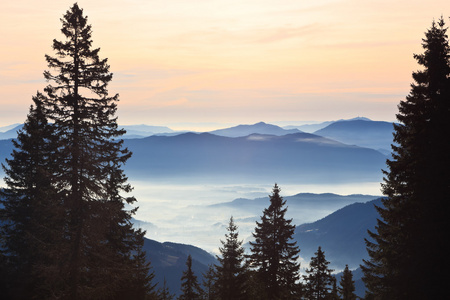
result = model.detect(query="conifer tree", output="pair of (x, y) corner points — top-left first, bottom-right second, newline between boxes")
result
(179, 255), (203, 300)
(248, 184), (301, 300)
(361, 18), (450, 300)
(202, 265), (218, 300)
(215, 217), (247, 300)
(329, 279), (340, 300)
(2, 4), (153, 299)
(303, 246), (334, 300)
(158, 278), (175, 300)
(0, 93), (61, 298)
(339, 265), (356, 300)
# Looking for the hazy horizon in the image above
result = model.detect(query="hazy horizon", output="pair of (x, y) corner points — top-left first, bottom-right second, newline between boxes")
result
(1, 116), (396, 133)
(2, 1), (447, 127)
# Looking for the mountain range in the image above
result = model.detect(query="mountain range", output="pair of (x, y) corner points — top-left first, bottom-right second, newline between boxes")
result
(314, 119), (395, 155)
(0, 118), (391, 296)
(209, 121), (301, 137)
(0, 119), (390, 185)
(122, 131), (386, 185)
(283, 117), (372, 133)
(138, 194), (383, 297)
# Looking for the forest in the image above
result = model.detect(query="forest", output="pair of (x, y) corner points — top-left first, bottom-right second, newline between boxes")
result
(1, 4), (449, 300)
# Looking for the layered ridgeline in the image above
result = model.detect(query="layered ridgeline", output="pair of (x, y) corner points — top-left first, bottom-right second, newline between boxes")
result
(123, 131), (386, 184)
(1, 189), (380, 298)
(1, 118), (391, 187)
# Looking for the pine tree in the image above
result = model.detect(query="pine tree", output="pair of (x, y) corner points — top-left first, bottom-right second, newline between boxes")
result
(1, 4), (153, 299)
(215, 216), (247, 300)
(303, 246), (334, 300)
(158, 277), (175, 300)
(361, 18), (450, 300)
(202, 265), (218, 300)
(0, 93), (61, 298)
(339, 265), (356, 300)
(248, 183), (301, 300)
(120, 236), (157, 300)
(179, 255), (203, 300)
(328, 279), (340, 300)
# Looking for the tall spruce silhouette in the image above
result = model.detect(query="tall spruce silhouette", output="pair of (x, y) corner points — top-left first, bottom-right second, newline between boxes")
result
(1, 4), (153, 299)
(362, 18), (450, 300)
(248, 184), (301, 300)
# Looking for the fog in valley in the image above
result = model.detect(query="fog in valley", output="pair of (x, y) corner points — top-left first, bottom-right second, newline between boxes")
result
(130, 179), (382, 254)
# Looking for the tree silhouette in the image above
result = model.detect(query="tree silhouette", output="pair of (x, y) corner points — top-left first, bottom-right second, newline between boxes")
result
(248, 184), (301, 300)
(201, 265), (218, 300)
(302, 246), (334, 300)
(215, 217), (247, 300)
(362, 18), (450, 300)
(339, 265), (356, 300)
(1, 4), (153, 299)
(179, 255), (203, 300)
(0, 94), (60, 298)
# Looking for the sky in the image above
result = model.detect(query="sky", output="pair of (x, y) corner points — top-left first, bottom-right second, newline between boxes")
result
(1, 0), (449, 131)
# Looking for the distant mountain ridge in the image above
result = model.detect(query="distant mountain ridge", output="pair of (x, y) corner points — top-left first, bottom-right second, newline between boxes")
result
(284, 117), (372, 133)
(0, 124), (23, 140)
(314, 119), (395, 154)
(294, 197), (383, 270)
(142, 238), (216, 296)
(209, 121), (301, 137)
(122, 131), (386, 185)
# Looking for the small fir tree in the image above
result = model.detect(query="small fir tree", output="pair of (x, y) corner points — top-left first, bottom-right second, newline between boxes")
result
(202, 265), (218, 300)
(303, 246), (334, 300)
(215, 217), (247, 300)
(248, 184), (301, 300)
(339, 265), (356, 300)
(157, 278), (175, 300)
(179, 255), (203, 300)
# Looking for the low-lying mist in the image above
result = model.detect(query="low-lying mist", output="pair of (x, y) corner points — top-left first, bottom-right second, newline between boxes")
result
(130, 178), (382, 254)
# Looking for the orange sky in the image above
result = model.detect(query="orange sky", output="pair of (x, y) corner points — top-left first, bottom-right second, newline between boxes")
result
(1, 1), (448, 130)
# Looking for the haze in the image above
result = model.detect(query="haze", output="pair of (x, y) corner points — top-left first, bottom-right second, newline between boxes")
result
(2, 0), (448, 130)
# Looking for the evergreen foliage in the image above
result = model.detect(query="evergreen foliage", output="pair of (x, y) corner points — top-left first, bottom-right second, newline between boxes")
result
(248, 184), (301, 300)
(329, 279), (340, 300)
(215, 217), (247, 300)
(179, 255), (203, 300)
(361, 18), (450, 300)
(0, 95), (60, 298)
(339, 265), (356, 300)
(303, 246), (334, 300)
(157, 278), (175, 300)
(202, 265), (218, 300)
(0, 4), (154, 299)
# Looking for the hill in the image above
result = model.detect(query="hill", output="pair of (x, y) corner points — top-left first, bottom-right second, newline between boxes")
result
(143, 238), (216, 296)
(284, 117), (372, 133)
(123, 132), (387, 185)
(0, 125), (23, 140)
(314, 119), (395, 154)
(209, 121), (301, 137)
(122, 124), (175, 139)
(209, 193), (378, 226)
(294, 197), (383, 271)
